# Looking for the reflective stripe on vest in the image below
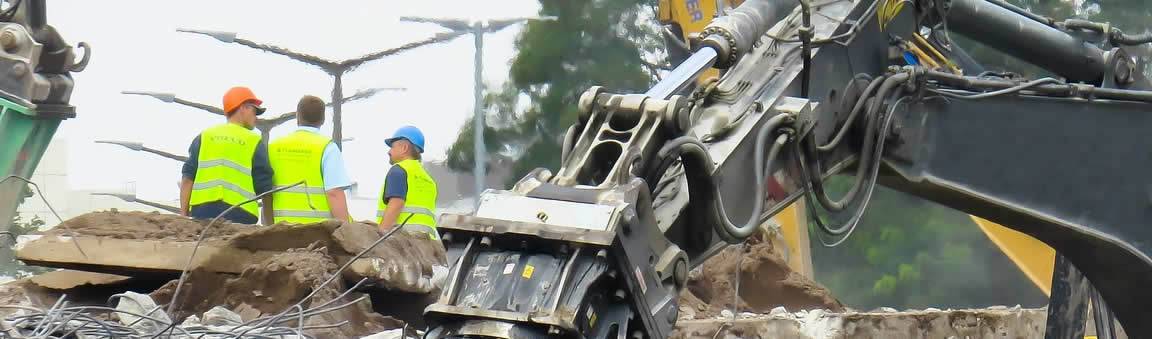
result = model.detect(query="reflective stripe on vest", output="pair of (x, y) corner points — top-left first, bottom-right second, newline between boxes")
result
(269, 130), (334, 224)
(274, 210), (336, 218)
(377, 159), (439, 239)
(189, 123), (261, 218)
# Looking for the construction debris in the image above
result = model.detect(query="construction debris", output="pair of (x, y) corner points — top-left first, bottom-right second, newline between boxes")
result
(679, 226), (844, 318)
(149, 246), (401, 338)
(0, 210), (1060, 338)
(669, 306), (1048, 339)
(16, 211), (448, 294)
(4, 211), (449, 337)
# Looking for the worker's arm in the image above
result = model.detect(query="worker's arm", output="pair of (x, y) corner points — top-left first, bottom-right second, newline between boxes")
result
(326, 188), (351, 222)
(252, 139), (275, 225)
(179, 178), (193, 216)
(320, 141), (353, 222)
(378, 197), (405, 233)
(261, 196), (274, 226)
(378, 165), (409, 232)
(179, 135), (201, 216)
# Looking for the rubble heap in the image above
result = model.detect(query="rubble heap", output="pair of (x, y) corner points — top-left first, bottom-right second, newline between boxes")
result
(7, 210), (448, 338)
(679, 226), (844, 319)
(0, 210), (1056, 338)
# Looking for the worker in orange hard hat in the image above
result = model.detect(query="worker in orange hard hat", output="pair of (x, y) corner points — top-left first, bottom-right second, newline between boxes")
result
(180, 86), (276, 225)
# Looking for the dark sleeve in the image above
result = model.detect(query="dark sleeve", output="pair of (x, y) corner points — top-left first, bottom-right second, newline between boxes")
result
(181, 135), (201, 180)
(383, 166), (408, 201)
(251, 138), (275, 195)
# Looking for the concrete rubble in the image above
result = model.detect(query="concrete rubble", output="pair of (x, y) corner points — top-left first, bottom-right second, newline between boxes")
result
(0, 210), (1067, 338)
(669, 306), (1049, 339)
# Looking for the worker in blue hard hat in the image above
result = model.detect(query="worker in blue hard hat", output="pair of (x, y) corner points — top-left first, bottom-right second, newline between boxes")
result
(376, 125), (439, 240)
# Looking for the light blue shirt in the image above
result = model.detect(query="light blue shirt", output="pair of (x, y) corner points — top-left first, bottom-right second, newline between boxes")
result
(297, 126), (352, 191)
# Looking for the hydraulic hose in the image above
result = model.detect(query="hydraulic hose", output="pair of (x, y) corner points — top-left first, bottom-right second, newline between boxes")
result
(807, 72), (910, 212)
(712, 113), (791, 240)
(654, 113), (790, 243)
(817, 94), (908, 243)
(1111, 30), (1152, 46)
(818, 75), (886, 151)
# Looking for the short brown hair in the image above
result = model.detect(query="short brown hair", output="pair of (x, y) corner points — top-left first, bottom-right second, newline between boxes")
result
(297, 95), (325, 127)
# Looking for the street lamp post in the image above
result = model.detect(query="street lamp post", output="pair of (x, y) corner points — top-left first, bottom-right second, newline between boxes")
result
(122, 87), (402, 141)
(94, 140), (189, 162)
(96, 137), (355, 164)
(176, 28), (466, 149)
(91, 191), (180, 214)
(398, 15), (557, 197)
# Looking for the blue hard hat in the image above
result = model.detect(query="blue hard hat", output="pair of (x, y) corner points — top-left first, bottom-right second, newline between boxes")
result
(386, 125), (425, 153)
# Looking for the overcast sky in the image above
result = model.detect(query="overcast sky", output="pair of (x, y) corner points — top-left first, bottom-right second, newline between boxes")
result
(47, 0), (539, 202)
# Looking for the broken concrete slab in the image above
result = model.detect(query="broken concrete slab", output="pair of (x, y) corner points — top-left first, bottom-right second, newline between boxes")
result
(28, 270), (133, 290)
(669, 307), (1047, 339)
(17, 219), (449, 294)
(14, 234), (285, 277)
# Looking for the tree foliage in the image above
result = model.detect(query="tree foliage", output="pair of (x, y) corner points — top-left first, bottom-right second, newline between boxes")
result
(808, 177), (1048, 310)
(445, 0), (664, 185)
(1, 185), (52, 280)
(0, 214), (50, 279)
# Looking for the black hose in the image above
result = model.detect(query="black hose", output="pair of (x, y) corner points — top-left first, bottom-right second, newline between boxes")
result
(818, 75), (886, 151)
(799, 0), (813, 97)
(668, 113), (789, 241)
(27, 0), (44, 30)
(1111, 29), (1152, 46)
(817, 94), (908, 243)
(806, 73), (909, 211)
(713, 132), (789, 240)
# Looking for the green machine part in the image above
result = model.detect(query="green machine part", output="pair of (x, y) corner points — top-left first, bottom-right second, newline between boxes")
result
(0, 97), (63, 231)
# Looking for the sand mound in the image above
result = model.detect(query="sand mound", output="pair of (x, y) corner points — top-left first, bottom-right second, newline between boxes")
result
(45, 210), (248, 242)
(680, 227), (844, 318)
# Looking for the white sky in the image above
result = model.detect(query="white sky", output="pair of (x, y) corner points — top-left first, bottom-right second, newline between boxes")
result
(48, 0), (539, 202)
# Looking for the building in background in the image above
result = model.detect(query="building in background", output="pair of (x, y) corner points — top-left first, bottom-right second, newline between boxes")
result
(15, 138), (170, 227)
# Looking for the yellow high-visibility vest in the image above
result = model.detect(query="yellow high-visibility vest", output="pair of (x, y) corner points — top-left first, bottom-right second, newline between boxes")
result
(377, 159), (438, 239)
(269, 130), (336, 224)
(189, 123), (261, 217)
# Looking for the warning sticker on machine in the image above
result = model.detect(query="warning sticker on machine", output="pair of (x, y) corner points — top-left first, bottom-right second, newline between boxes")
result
(523, 265), (536, 279)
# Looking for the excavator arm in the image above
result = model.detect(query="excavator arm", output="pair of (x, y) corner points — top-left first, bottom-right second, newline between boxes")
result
(0, 0), (87, 229)
(423, 0), (1152, 338)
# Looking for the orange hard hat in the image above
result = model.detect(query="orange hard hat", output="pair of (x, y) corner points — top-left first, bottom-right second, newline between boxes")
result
(222, 86), (265, 115)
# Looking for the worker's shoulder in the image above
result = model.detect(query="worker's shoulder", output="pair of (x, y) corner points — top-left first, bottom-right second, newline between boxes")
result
(387, 164), (407, 175)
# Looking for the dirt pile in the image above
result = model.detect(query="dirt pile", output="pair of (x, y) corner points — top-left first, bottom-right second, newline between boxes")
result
(45, 210), (248, 242)
(679, 227), (843, 319)
(151, 244), (402, 338)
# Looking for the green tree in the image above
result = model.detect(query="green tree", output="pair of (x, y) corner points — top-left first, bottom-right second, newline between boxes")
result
(808, 177), (1049, 310)
(0, 214), (50, 279)
(1, 184), (52, 279)
(445, 0), (664, 185)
